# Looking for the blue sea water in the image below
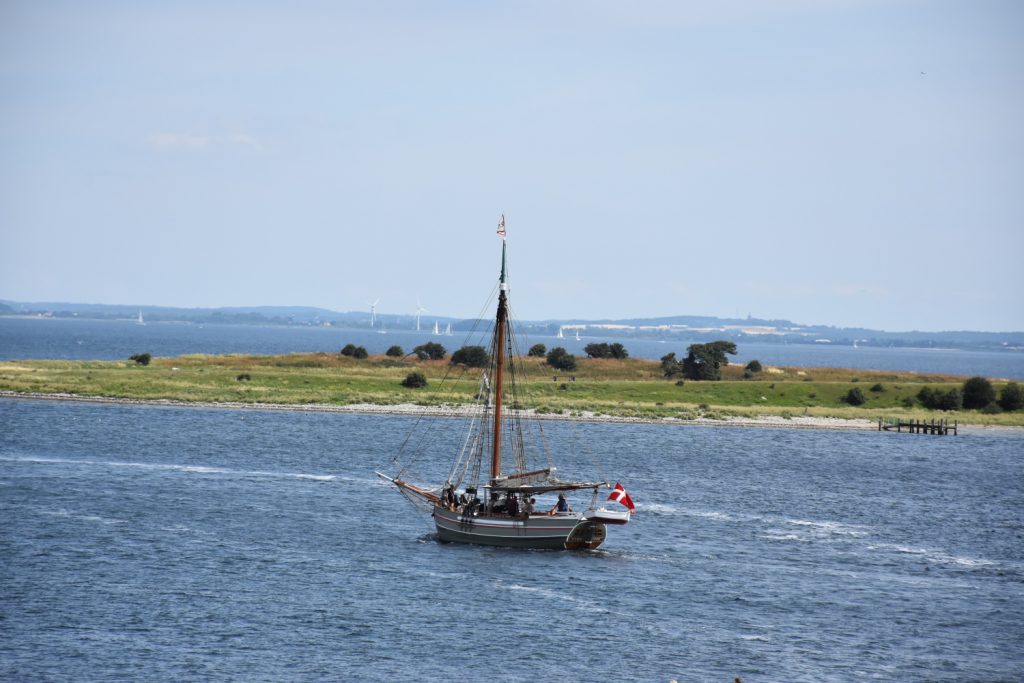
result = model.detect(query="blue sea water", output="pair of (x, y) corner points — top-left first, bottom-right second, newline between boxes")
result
(2, 316), (1023, 379)
(2, 398), (1022, 681)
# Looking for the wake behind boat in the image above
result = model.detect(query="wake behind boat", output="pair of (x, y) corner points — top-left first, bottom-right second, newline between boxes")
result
(378, 216), (634, 550)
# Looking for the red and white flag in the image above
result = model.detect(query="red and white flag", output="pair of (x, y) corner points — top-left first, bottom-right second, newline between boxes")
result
(497, 213), (506, 238)
(607, 482), (635, 513)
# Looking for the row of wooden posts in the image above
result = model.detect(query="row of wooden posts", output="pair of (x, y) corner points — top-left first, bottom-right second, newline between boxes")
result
(879, 418), (957, 436)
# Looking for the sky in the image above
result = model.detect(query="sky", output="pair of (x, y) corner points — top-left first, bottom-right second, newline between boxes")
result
(1, 1), (1021, 332)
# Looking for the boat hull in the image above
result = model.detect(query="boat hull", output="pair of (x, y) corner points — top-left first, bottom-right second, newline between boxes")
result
(433, 507), (606, 550)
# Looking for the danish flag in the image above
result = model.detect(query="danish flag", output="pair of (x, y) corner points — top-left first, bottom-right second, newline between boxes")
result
(497, 213), (506, 238)
(607, 482), (636, 513)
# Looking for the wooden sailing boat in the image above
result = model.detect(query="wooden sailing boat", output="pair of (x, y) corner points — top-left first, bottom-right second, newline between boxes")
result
(378, 218), (632, 550)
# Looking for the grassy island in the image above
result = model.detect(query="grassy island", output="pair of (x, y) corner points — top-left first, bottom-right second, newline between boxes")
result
(1, 353), (1021, 427)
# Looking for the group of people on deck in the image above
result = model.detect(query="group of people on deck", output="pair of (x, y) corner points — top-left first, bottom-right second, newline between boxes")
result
(490, 492), (572, 518)
(439, 484), (573, 518)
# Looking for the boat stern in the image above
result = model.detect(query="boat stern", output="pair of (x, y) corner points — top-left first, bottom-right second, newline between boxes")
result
(583, 507), (631, 525)
(565, 520), (607, 550)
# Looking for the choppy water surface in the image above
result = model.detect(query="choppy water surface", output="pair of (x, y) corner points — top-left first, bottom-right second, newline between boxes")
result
(1, 399), (1022, 681)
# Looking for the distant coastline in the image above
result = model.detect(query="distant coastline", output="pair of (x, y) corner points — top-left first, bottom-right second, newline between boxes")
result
(3, 299), (1022, 353)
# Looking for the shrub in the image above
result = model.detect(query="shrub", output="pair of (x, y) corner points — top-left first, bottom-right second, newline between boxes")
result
(129, 353), (151, 366)
(527, 343), (547, 357)
(918, 386), (963, 411)
(546, 347), (577, 371)
(385, 345), (405, 358)
(981, 402), (1003, 415)
(413, 342), (447, 361)
(869, 383), (885, 393)
(998, 382), (1023, 411)
(450, 345), (489, 368)
(236, 373), (251, 382)
(843, 387), (866, 406)
(401, 371), (428, 388)
(340, 344), (358, 357)
(745, 360), (762, 373)
(962, 377), (995, 410)
(352, 346), (368, 359)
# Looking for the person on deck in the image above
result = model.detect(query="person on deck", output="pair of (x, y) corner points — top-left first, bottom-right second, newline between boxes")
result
(441, 484), (457, 511)
(507, 494), (519, 517)
(548, 493), (571, 515)
(523, 497), (535, 517)
(489, 492), (505, 515)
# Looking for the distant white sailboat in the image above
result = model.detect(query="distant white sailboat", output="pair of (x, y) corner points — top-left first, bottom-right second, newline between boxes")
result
(575, 328), (581, 341)
(445, 323), (453, 336)
(433, 321), (440, 335)
(137, 311), (145, 326)
(557, 327), (564, 339)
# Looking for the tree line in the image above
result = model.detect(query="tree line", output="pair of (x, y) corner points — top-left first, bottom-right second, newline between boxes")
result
(913, 377), (1022, 413)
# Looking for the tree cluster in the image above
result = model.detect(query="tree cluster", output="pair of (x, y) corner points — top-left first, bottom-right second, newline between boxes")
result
(340, 344), (368, 359)
(413, 342), (447, 360)
(527, 343), (547, 358)
(661, 341), (737, 381)
(450, 345), (489, 368)
(584, 342), (628, 359)
(546, 346), (577, 371)
(960, 377), (1021, 412)
(385, 345), (404, 358)
(915, 378), (1022, 413)
(999, 382), (1023, 411)
(129, 353), (151, 366)
(917, 386), (963, 411)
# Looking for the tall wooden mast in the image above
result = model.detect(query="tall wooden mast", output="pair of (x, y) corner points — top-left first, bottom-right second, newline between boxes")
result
(490, 238), (508, 483)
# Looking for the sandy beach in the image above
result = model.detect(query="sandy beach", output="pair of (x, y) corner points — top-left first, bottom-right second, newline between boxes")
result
(0, 389), (958, 432)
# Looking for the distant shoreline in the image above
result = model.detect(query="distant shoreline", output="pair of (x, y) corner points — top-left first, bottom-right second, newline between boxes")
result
(2, 313), (1021, 355)
(4, 390), (1020, 434)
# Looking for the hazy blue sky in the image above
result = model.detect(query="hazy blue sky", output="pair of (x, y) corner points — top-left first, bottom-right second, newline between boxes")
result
(1, 1), (1021, 331)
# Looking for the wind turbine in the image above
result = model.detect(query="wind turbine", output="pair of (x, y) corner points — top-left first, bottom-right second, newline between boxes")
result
(415, 297), (428, 332)
(367, 298), (380, 328)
